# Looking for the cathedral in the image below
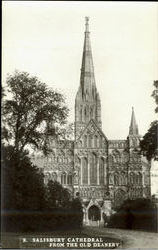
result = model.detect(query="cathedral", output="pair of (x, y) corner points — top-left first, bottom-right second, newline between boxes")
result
(33, 18), (151, 225)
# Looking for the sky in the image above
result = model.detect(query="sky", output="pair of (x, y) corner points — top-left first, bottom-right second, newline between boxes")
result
(2, 1), (158, 194)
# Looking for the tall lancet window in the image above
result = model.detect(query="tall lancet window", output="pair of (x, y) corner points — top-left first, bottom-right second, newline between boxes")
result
(84, 135), (87, 147)
(90, 153), (97, 185)
(88, 135), (92, 147)
(61, 172), (67, 185)
(67, 174), (73, 185)
(80, 107), (82, 121)
(86, 106), (89, 120)
(82, 158), (88, 184)
(100, 135), (102, 147)
(99, 158), (104, 185)
(84, 107), (87, 122)
(90, 107), (93, 119)
(94, 135), (98, 147)
(85, 89), (89, 101)
(138, 172), (142, 185)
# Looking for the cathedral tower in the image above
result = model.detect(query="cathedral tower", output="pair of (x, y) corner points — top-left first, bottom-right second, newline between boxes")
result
(75, 17), (101, 139)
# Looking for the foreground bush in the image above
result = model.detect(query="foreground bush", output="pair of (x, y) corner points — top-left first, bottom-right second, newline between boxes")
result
(2, 206), (83, 232)
(2, 146), (83, 232)
(108, 198), (157, 232)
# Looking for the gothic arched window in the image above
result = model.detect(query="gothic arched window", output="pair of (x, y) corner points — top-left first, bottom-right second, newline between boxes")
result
(86, 106), (89, 120)
(84, 135), (87, 147)
(90, 107), (93, 119)
(80, 107), (82, 121)
(74, 172), (78, 184)
(84, 107), (87, 122)
(85, 89), (89, 100)
(119, 172), (126, 185)
(119, 173), (123, 185)
(135, 173), (139, 184)
(114, 173), (119, 185)
(112, 150), (121, 163)
(99, 158), (104, 185)
(82, 158), (88, 184)
(123, 172), (127, 185)
(61, 172), (67, 185)
(67, 174), (73, 185)
(109, 173), (114, 185)
(52, 172), (57, 182)
(100, 136), (102, 147)
(88, 135), (92, 147)
(138, 172), (142, 185)
(94, 135), (98, 148)
(108, 155), (114, 164)
(90, 153), (97, 185)
(129, 172), (135, 185)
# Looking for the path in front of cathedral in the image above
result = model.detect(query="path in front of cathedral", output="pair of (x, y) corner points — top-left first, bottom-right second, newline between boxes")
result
(83, 226), (158, 248)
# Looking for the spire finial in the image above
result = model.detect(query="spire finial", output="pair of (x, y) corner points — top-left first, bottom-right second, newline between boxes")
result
(85, 16), (89, 32)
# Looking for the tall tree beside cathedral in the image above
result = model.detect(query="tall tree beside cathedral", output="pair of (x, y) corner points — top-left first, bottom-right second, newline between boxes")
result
(140, 80), (158, 161)
(2, 70), (69, 155)
(1, 71), (72, 232)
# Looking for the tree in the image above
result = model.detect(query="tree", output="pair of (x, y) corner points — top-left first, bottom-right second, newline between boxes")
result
(2, 71), (69, 155)
(2, 145), (45, 211)
(2, 144), (48, 232)
(44, 182), (83, 230)
(140, 121), (158, 161)
(140, 81), (158, 161)
(56, 123), (74, 140)
(46, 180), (71, 209)
(108, 198), (157, 232)
(70, 198), (83, 229)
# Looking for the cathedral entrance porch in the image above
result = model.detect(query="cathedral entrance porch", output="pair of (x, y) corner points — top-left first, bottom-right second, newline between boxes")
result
(88, 205), (101, 226)
(88, 205), (101, 221)
(84, 202), (103, 227)
(83, 198), (112, 227)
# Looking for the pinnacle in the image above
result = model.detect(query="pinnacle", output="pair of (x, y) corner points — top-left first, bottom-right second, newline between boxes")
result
(129, 107), (139, 135)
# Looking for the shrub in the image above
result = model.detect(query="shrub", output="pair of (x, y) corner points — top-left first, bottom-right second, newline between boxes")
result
(108, 198), (157, 232)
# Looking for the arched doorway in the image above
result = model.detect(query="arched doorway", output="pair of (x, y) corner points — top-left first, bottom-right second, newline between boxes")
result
(114, 189), (126, 209)
(88, 205), (101, 222)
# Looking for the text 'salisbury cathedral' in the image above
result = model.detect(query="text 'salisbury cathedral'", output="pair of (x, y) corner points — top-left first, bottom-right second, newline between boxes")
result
(33, 18), (151, 225)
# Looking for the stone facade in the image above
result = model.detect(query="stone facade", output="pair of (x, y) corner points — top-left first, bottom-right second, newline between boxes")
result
(32, 18), (151, 225)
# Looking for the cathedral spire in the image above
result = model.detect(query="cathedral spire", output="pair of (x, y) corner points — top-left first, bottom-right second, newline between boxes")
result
(129, 107), (139, 135)
(80, 17), (96, 94)
(85, 16), (89, 32)
(75, 18), (101, 138)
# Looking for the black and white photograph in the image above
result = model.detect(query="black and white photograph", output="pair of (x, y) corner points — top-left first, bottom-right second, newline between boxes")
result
(1, 1), (158, 249)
